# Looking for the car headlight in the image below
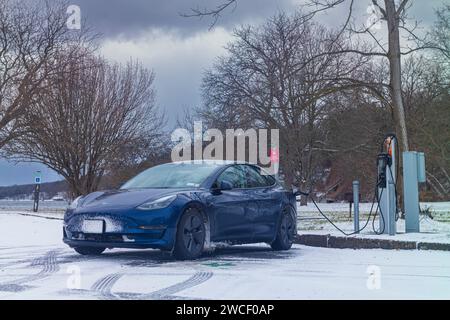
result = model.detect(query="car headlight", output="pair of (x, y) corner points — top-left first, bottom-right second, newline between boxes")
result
(137, 195), (177, 211)
(68, 196), (83, 210)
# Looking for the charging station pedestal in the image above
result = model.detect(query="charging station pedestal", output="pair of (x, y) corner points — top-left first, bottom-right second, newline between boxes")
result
(403, 152), (426, 233)
(378, 138), (397, 235)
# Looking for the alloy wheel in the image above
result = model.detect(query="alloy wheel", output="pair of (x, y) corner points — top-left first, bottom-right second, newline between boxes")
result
(182, 214), (205, 254)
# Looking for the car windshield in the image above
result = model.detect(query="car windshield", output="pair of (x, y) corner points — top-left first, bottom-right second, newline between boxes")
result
(120, 162), (220, 189)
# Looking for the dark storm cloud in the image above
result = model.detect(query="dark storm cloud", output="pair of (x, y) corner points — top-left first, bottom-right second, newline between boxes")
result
(71, 0), (298, 37)
(69, 0), (444, 38)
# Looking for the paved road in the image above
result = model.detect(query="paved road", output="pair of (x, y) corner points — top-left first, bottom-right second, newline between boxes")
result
(0, 214), (450, 299)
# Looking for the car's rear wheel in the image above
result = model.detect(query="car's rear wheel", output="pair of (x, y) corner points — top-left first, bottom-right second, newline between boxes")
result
(173, 207), (206, 260)
(74, 246), (106, 256)
(271, 209), (295, 251)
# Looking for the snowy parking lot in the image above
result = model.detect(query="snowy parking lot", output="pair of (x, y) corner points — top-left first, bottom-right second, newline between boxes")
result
(1, 213), (450, 300)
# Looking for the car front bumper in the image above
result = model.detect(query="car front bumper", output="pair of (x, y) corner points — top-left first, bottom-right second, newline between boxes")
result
(63, 210), (178, 250)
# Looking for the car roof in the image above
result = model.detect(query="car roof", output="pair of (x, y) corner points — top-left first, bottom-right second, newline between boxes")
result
(169, 160), (254, 166)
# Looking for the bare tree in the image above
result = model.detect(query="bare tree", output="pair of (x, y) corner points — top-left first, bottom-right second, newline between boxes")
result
(0, 0), (93, 150)
(187, 0), (446, 154)
(322, 60), (393, 198)
(200, 13), (370, 197)
(433, 4), (450, 60)
(6, 55), (165, 199)
(295, 0), (449, 153)
(402, 55), (450, 199)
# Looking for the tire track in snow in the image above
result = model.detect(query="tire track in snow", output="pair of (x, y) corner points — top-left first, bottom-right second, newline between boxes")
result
(0, 257), (33, 270)
(0, 250), (61, 292)
(132, 271), (213, 300)
(0, 246), (62, 269)
(91, 273), (123, 300)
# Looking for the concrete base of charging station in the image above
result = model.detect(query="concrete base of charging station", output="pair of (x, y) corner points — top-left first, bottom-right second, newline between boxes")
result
(295, 233), (450, 251)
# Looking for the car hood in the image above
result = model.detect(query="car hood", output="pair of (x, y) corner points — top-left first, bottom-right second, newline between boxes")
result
(78, 188), (191, 210)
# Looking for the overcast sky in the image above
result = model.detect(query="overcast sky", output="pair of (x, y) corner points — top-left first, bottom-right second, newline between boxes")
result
(0, 0), (445, 186)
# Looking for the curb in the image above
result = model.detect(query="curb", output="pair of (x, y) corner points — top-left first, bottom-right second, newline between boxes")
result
(295, 234), (450, 252)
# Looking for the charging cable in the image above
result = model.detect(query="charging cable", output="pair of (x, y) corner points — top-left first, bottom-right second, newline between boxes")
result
(299, 182), (385, 236)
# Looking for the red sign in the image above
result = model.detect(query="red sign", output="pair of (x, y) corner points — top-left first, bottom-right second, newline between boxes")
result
(270, 148), (279, 163)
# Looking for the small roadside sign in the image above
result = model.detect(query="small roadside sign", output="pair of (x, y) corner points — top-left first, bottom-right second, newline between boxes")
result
(34, 171), (42, 185)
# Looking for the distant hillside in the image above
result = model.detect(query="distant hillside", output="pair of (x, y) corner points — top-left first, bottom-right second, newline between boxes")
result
(0, 180), (67, 200)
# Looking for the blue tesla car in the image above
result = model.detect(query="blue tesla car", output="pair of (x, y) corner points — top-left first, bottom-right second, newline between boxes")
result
(63, 161), (297, 260)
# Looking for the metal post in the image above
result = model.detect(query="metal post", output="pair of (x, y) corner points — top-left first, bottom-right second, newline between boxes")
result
(353, 181), (360, 233)
(33, 171), (42, 213)
(403, 152), (420, 233)
(349, 201), (352, 219)
(388, 181), (396, 236)
(33, 184), (40, 212)
(379, 137), (397, 235)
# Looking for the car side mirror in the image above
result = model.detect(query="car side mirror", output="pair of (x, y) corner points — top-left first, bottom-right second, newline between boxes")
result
(211, 180), (233, 195)
(220, 180), (233, 191)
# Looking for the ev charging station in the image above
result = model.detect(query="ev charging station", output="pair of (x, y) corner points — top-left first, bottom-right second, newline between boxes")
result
(305, 133), (426, 237)
(377, 136), (398, 235)
(374, 135), (426, 235)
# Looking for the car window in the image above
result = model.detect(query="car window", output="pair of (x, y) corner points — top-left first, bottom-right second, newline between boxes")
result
(120, 162), (220, 189)
(245, 165), (270, 188)
(256, 166), (277, 186)
(216, 165), (246, 189)
(263, 174), (276, 186)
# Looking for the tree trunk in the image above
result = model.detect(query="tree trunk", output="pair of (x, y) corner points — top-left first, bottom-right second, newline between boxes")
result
(385, 0), (410, 213)
(385, 0), (410, 153)
(68, 180), (83, 200)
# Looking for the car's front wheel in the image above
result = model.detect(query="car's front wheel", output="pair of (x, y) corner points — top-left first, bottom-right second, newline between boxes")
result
(173, 207), (206, 260)
(74, 246), (106, 256)
(271, 209), (295, 251)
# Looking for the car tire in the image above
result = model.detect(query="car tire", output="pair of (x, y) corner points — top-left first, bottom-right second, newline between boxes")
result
(173, 207), (206, 260)
(74, 246), (106, 256)
(271, 209), (295, 251)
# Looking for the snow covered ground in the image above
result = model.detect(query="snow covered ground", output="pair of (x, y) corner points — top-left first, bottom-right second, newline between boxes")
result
(1, 212), (450, 300)
(298, 201), (450, 214)
(0, 200), (68, 211)
(297, 202), (450, 244)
